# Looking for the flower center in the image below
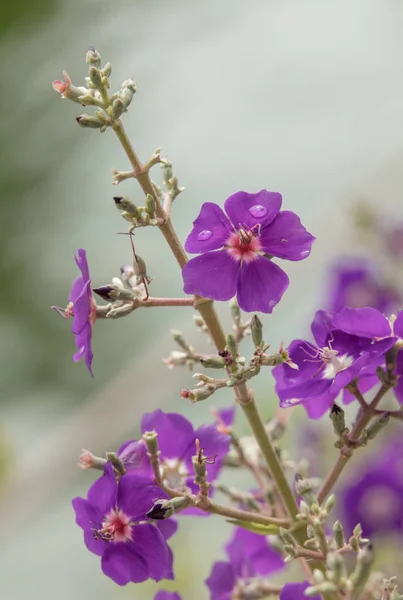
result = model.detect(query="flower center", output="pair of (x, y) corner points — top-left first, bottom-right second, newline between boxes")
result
(161, 458), (189, 490)
(95, 508), (133, 543)
(225, 229), (262, 263)
(321, 348), (352, 379)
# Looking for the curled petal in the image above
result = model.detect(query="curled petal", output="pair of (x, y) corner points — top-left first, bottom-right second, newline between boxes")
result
(182, 251), (238, 301)
(225, 190), (282, 229)
(236, 257), (289, 313)
(259, 211), (315, 261)
(184, 203), (232, 253)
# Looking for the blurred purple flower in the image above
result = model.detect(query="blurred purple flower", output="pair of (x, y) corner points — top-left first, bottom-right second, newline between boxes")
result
(182, 190), (314, 313)
(117, 409), (231, 495)
(52, 249), (96, 376)
(154, 592), (182, 600)
(205, 527), (284, 599)
(72, 464), (176, 585)
(280, 582), (320, 600)
(273, 307), (396, 419)
(326, 260), (400, 314)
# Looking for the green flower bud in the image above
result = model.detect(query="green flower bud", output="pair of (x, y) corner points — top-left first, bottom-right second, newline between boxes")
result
(250, 314), (264, 348)
(330, 404), (346, 436)
(333, 519), (345, 549)
(76, 114), (106, 129)
(89, 66), (103, 89)
(111, 97), (125, 119)
(119, 78), (137, 108)
(200, 356), (227, 369)
(86, 46), (102, 68)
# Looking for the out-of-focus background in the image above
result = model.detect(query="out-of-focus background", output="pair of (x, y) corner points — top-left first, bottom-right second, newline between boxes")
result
(2, 0), (403, 598)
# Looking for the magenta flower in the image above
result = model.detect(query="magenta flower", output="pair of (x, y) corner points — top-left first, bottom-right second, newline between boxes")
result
(206, 527), (284, 599)
(280, 582), (320, 600)
(273, 307), (396, 419)
(72, 464), (176, 585)
(326, 260), (400, 314)
(154, 593), (182, 600)
(182, 190), (315, 313)
(117, 409), (231, 495)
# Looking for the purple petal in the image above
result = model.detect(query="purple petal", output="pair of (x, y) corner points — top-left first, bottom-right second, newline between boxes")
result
(73, 325), (93, 377)
(259, 211), (315, 261)
(141, 410), (195, 460)
(87, 464), (117, 517)
(280, 582), (320, 600)
(118, 439), (151, 473)
(69, 275), (86, 304)
(393, 351), (403, 404)
(205, 561), (235, 600)
(132, 523), (174, 581)
(155, 518), (178, 540)
(71, 279), (92, 336)
(72, 497), (100, 531)
(303, 394), (336, 419)
(154, 592), (182, 600)
(101, 542), (149, 585)
(224, 190), (282, 229)
(226, 528), (285, 577)
(342, 373), (379, 405)
(237, 256), (289, 313)
(118, 473), (165, 521)
(215, 406), (236, 428)
(394, 310), (403, 337)
(74, 248), (90, 282)
(182, 251), (238, 301)
(311, 310), (334, 347)
(83, 528), (105, 556)
(184, 203), (232, 253)
(332, 307), (391, 339)
(278, 377), (332, 406)
(185, 424), (230, 483)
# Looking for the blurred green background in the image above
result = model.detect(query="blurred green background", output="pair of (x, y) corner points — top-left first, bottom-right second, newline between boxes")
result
(2, 0), (403, 598)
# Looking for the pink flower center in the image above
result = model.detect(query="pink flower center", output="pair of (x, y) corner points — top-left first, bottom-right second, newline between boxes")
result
(96, 508), (133, 543)
(225, 228), (262, 263)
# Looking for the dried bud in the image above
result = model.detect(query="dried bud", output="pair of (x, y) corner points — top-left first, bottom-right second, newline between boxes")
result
(329, 404), (346, 436)
(105, 452), (126, 476)
(200, 356), (226, 369)
(119, 78), (137, 108)
(111, 97), (125, 120)
(147, 496), (191, 520)
(86, 46), (102, 68)
(250, 314), (264, 348)
(333, 519), (346, 549)
(78, 449), (106, 471)
(76, 114), (106, 129)
(52, 71), (89, 104)
(180, 387), (214, 403)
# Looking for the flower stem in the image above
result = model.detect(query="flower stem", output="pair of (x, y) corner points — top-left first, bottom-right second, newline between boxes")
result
(205, 502), (289, 527)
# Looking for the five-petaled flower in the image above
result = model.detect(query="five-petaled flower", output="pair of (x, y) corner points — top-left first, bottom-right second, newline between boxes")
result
(117, 409), (232, 498)
(73, 464), (177, 585)
(182, 190), (315, 313)
(273, 307), (397, 419)
(52, 249), (96, 376)
(205, 527), (285, 599)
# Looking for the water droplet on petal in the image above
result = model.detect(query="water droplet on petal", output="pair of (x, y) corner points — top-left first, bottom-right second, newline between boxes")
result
(197, 229), (213, 241)
(249, 204), (267, 218)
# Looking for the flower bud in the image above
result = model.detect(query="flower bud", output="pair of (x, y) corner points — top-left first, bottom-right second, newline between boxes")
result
(86, 46), (102, 68)
(88, 66), (103, 89)
(78, 449), (106, 471)
(113, 196), (139, 220)
(230, 298), (241, 323)
(147, 496), (191, 520)
(327, 552), (347, 584)
(364, 412), (390, 440)
(226, 334), (238, 358)
(119, 78), (137, 108)
(52, 71), (89, 104)
(250, 314), (264, 348)
(329, 404), (346, 436)
(161, 161), (173, 185)
(323, 493), (336, 515)
(142, 430), (159, 456)
(93, 285), (136, 302)
(111, 97), (125, 119)
(294, 474), (317, 506)
(333, 520), (345, 548)
(350, 542), (374, 592)
(279, 527), (295, 546)
(180, 387), (214, 403)
(200, 356), (226, 369)
(171, 330), (191, 352)
(76, 114), (106, 129)
(144, 194), (156, 217)
(102, 62), (112, 78)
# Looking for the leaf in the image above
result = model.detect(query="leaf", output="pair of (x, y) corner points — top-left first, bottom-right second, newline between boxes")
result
(226, 519), (279, 535)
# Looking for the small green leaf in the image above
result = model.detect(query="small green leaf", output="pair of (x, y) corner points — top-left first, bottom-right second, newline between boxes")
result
(226, 519), (279, 535)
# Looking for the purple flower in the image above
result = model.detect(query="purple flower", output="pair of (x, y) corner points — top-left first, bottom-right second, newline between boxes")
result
(273, 307), (396, 419)
(340, 461), (403, 539)
(280, 582), (320, 600)
(154, 592), (182, 600)
(52, 249), (96, 375)
(326, 260), (400, 314)
(182, 190), (315, 313)
(205, 527), (284, 599)
(72, 464), (176, 585)
(118, 409), (231, 495)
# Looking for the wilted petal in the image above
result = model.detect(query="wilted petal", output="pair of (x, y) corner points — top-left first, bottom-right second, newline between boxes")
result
(184, 203), (232, 253)
(237, 256), (289, 313)
(225, 190), (282, 229)
(259, 211), (315, 261)
(182, 251), (238, 301)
